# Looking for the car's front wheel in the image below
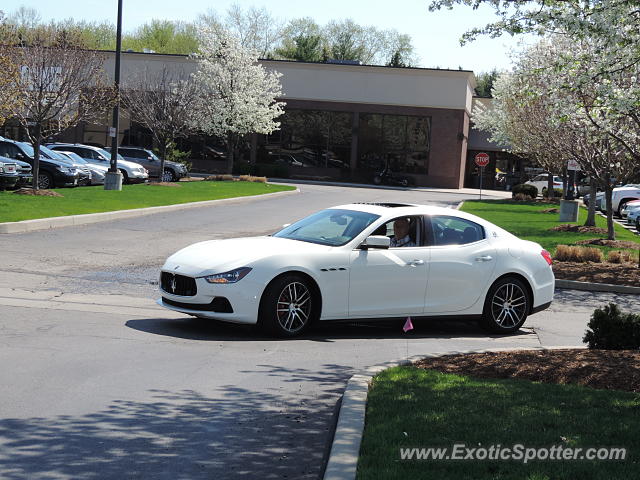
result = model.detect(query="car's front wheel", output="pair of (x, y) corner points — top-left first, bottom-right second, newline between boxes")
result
(37, 172), (53, 190)
(480, 277), (530, 334)
(259, 274), (318, 337)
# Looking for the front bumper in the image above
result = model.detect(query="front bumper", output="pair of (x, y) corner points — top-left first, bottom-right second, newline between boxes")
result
(16, 174), (33, 187)
(128, 172), (149, 184)
(0, 174), (19, 189)
(156, 273), (263, 324)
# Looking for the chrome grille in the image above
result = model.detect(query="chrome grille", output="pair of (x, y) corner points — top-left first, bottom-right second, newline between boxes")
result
(160, 272), (197, 296)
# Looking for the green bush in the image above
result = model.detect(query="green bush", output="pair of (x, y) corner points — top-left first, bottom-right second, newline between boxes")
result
(583, 303), (640, 349)
(512, 183), (538, 198)
(542, 187), (563, 198)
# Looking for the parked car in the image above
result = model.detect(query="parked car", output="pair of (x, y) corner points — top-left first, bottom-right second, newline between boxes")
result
(56, 151), (107, 185)
(157, 203), (554, 337)
(609, 184), (640, 217)
(47, 143), (149, 184)
(582, 190), (605, 210)
(525, 174), (563, 196)
(621, 200), (640, 222)
(0, 138), (79, 189)
(118, 147), (188, 182)
(39, 145), (91, 186)
(626, 205), (640, 225)
(12, 158), (33, 188)
(0, 158), (19, 190)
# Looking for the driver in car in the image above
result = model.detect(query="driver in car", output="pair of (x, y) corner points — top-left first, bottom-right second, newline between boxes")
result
(390, 218), (416, 247)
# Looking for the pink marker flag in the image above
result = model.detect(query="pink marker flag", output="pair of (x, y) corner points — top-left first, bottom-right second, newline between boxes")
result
(403, 317), (414, 333)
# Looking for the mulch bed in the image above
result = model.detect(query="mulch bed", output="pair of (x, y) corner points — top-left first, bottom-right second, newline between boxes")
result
(553, 261), (640, 286)
(551, 224), (608, 234)
(414, 349), (640, 393)
(13, 188), (63, 197)
(575, 238), (640, 250)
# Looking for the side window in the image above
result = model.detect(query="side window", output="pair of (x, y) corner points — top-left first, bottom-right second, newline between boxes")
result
(0, 143), (21, 159)
(429, 216), (485, 246)
(372, 216), (422, 247)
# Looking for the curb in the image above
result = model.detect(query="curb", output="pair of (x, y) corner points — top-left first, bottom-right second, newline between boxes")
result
(0, 187), (299, 234)
(555, 279), (640, 295)
(323, 345), (587, 480)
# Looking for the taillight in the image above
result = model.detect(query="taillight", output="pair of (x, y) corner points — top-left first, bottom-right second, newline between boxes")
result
(541, 250), (553, 266)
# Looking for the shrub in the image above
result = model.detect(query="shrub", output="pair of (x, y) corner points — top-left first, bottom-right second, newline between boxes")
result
(238, 175), (267, 183)
(580, 246), (604, 263)
(512, 183), (538, 198)
(583, 303), (640, 349)
(607, 251), (622, 264)
(513, 193), (533, 202)
(204, 174), (234, 181)
(554, 245), (604, 263)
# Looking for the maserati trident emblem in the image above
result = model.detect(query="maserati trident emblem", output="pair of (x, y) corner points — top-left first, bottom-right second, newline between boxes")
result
(170, 275), (177, 294)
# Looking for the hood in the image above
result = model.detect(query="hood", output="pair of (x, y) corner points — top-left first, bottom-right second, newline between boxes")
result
(163, 236), (329, 277)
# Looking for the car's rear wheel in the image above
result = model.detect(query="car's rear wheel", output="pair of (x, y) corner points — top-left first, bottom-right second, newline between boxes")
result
(480, 277), (530, 334)
(259, 274), (318, 337)
(37, 172), (53, 190)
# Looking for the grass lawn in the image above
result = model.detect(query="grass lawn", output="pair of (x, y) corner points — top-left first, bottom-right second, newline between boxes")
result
(461, 200), (639, 255)
(0, 181), (295, 223)
(357, 367), (639, 480)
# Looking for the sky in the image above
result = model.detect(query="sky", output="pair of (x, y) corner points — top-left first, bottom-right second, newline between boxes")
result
(4, 0), (534, 73)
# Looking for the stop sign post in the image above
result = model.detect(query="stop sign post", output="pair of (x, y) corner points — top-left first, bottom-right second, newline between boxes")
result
(475, 152), (490, 200)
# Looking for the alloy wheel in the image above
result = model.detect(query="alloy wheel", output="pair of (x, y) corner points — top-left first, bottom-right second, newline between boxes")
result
(490, 282), (528, 328)
(276, 281), (311, 334)
(38, 173), (51, 189)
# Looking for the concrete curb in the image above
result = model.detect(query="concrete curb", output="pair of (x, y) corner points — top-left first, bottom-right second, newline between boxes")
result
(0, 187), (299, 234)
(266, 178), (513, 198)
(555, 279), (640, 295)
(323, 345), (587, 480)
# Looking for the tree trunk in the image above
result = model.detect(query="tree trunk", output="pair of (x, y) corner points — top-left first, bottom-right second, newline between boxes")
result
(226, 132), (234, 174)
(584, 179), (597, 227)
(546, 173), (554, 199)
(561, 167), (567, 199)
(160, 141), (167, 182)
(32, 124), (42, 191)
(604, 186), (615, 240)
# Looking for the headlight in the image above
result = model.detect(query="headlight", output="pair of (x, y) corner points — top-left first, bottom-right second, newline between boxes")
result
(56, 166), (74, 173)
(203, 267), (252, 284)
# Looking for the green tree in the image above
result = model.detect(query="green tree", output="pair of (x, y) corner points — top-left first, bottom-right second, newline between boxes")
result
(474, 69), (499, 97)
(123, 20), (199, 54)
(276, 34), (323, 62)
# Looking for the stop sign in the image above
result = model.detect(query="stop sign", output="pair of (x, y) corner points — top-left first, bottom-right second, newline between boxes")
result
(475, 152), (490, 167)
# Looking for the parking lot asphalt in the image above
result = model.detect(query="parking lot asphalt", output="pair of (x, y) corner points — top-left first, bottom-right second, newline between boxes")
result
(0, 183), (637, 480)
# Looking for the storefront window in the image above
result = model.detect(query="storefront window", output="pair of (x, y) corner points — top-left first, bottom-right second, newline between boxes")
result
(358, 113), (431, 174)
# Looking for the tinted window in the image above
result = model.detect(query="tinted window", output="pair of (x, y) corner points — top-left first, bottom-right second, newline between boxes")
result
(428, 216), (485, 246)
(0, 142), (22, 159)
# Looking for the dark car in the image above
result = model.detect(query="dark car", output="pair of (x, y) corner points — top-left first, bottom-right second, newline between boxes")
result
(12, 158), (33, 188)
(0, 138), (79, 189)
(118, 147), (188, 182)
(0, 158), (19, 190)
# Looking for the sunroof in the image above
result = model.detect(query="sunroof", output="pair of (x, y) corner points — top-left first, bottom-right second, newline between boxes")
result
(354, 202), (417, 208)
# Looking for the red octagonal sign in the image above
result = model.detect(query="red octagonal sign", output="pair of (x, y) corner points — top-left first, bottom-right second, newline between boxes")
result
(475, 152), (490, 167)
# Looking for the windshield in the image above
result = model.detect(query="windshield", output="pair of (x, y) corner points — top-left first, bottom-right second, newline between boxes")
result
(274, 209), (380, 246)
(60, 152), (87, 164)
(40, 145), (73, 165)
(17, 142), (34, 157)
(97, 148), (125, 161)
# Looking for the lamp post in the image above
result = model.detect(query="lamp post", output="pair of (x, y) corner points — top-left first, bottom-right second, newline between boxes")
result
(104, 0), (123, 190)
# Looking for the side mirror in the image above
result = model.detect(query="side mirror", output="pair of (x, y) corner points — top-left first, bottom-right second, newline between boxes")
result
(360, 235), (390, 250)
(16, 153), (25, 160)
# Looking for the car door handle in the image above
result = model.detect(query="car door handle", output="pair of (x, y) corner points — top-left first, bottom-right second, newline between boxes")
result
(406, 259), (424, 267)
(475, 255), (493, 262)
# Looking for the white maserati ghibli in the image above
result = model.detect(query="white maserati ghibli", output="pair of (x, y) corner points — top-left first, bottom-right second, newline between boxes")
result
(157, 203), (554, 337)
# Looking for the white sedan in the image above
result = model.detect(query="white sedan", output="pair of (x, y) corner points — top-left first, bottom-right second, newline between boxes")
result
(157, 203), (555, 337)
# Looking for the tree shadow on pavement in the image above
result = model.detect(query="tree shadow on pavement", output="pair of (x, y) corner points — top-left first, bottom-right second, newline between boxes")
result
(0, 363), (355, 480)
(125, 317), (535, 343)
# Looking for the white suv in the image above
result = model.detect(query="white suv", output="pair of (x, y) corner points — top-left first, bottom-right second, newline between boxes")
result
(47, 143), (149, 184)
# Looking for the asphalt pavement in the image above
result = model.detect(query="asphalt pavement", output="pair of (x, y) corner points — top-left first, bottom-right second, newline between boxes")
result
(0, 183), (637, 480)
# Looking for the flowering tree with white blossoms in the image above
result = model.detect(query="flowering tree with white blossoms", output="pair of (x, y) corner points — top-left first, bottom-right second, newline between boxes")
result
(192, 27), (285, 173)
(474, 36), (639, 239)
